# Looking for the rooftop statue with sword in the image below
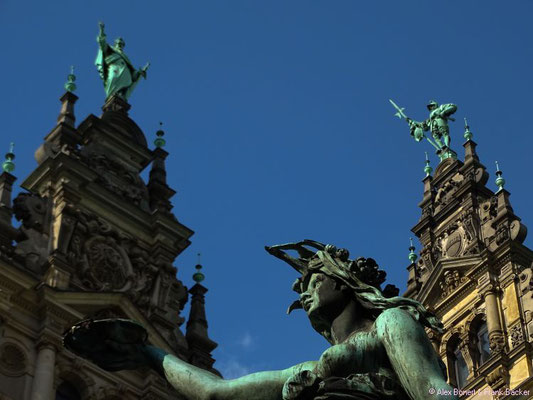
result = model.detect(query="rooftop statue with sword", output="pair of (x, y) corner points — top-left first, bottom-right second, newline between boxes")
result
(389, 99), (458, 161)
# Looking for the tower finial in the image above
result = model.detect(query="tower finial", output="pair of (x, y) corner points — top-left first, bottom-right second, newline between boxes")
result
(154, 122), (166, 148)
(193, 253), (205, 283)
(408, 237), (417, 263)
(423, 151), (433, 177)
(463, 117), (473, 141)
(64, 65), (77, 93)
(495, 161), (505, 191)
(2, 143), (15, 173)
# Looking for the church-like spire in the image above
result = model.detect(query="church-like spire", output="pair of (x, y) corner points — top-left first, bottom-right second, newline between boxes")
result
(186, 255), (220, 376)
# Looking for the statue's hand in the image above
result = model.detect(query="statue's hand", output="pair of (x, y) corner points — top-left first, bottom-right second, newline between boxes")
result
(63, 319), (150, 372)
(282, 370), (320, 400)
(87, 339), (150, 372)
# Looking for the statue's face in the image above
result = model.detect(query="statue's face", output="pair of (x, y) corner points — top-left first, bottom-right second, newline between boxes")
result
(300, 273), (348, 322)
(114, 38), (125, 50)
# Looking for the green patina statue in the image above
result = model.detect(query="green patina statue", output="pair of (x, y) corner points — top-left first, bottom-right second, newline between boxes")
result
(64, 240), (458, 400)
(390, 99), (458, 161)
(95, 22), (150, 100)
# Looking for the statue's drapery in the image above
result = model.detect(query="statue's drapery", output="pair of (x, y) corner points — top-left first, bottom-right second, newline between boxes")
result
(95, 46), (140, 100)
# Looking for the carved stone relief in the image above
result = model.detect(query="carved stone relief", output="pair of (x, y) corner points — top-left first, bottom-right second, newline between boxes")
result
(81, 236), (133, 290)
(509, 324), (524, 349)
(433, 173), (464, 213)
(439, 269), (468, 298)
(12, 193), (51, 273)
(488, 331), (506, 353)
(80, 148), (150, 211)
(518, 267), (533, 343)
(0, 343), (27, 377)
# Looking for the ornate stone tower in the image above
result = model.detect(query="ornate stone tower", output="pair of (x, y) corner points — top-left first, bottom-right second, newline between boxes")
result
(0, 72), (218, 399)
(405, 121), (533, 397)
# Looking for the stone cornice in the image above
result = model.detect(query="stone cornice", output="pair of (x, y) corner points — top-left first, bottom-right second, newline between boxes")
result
(435, 279), (478, 316)
(0, 259), (39, 292)
(417, 254), (484, 307)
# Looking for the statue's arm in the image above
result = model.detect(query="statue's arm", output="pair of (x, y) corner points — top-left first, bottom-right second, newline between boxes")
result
(375, 308), (458, 400)
(145, 346), (316, 400)
(437, 104), (458, 118)
(97, 22), (108, 51)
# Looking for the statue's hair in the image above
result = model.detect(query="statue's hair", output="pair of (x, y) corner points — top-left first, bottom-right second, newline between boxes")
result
(267, 241), (443, 338)
(308, 250), (443, 335)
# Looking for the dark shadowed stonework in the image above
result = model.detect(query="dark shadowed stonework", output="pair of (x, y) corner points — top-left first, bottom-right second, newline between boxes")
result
(0, 90), (219, 399)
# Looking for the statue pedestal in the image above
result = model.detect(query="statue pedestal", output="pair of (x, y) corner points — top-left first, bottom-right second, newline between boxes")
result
(436, 146), (457, 161)
(102, 95), (131, 114)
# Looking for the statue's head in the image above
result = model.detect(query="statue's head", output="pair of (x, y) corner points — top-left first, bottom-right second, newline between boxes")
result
(427, 100), (439, 111)
(114, 37), (126, 51)
(266, 240), (443, 342)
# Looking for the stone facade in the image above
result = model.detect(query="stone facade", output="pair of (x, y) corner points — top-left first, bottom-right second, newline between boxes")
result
(0, 93), (218, 400)
(406, 138), (533, 399)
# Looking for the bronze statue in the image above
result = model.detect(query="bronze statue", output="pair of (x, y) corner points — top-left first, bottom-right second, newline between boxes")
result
(390, 99), (458, 161)
(95, 22), (150, 100)
(64, 240), (458, 399)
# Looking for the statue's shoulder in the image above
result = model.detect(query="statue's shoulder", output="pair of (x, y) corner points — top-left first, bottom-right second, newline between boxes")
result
(375, 307), (420, 337)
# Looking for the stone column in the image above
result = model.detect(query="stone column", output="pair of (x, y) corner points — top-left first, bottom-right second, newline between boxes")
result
(459, 335), (476, 380)
(30, 341), (57, 400)
(484, 288), (505, 353)
(427, 330), (441, 354)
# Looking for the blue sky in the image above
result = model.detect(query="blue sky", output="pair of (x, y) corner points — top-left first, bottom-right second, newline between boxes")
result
(2, 1), (533, 378)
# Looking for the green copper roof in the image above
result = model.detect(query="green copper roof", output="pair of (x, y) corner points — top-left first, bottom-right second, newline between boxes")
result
(408, 237), (417, 263)
(193, 253), (205, 283)
(154, 122), (166, 148)
(463, 117), (473, 140)
(495, 161), (506, 191)
(65, 66), (77, 93)
(2, 143), (15, 173)
(423, 152), (433, 177)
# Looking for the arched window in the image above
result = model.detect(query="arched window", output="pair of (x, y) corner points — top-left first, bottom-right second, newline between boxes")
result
(55, 381), (81, 400)
(447, 337), (469, 389)
(452, 343), (469, 388)
(475, 322), (490, 364)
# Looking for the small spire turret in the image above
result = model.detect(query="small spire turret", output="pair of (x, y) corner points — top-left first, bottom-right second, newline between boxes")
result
(0, 143), (17, 249)
(408, 237), (418, 264)
(64, 66), (77, 93)
(154, 122), (166, 148)
(2, 143), (15, 173)
(193, 253), (205, 283)
(423, 152), (432, 177)
(148, 122), (175, 213)
(56, 66), (79, 128)
(495, 161), (505, 192)
(186, 256), (220, 375)
(463, 117), (473, 141)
